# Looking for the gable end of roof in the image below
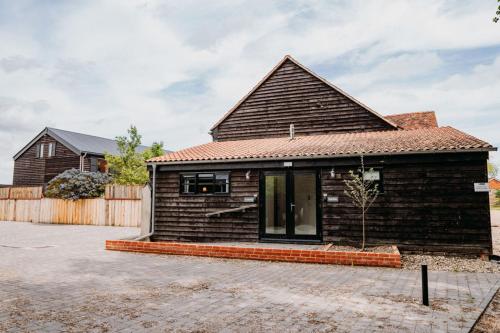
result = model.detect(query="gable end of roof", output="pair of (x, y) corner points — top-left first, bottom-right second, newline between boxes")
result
(209, 55), (398, 132)
(13, 127), (81, 160)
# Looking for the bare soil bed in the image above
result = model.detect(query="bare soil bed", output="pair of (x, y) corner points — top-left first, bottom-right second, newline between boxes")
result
(471, 290), (500, 333)
(401, 254), (500, 273)
(327, 245), (396, 254)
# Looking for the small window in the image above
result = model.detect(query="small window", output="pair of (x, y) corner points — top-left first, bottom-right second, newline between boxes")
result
(47, 143), (56, 157)
(197, 173), (215, 194)
(363, 168), (384, 193)
(35, 144), (41, 158)
(215, 174), (229, 193)
(39, 143), (44, 158)
(181, 175), (196, 194)
(90, 158), (98, 172)
(181, 172), (230, 195)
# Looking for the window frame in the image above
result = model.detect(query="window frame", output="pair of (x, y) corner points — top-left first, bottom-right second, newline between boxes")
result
(90, 157), (98, 172)
(35, 144), (40, 158)
(47, 142), (56, 158)
(180, 172), (231, 196)
(39, 143), (44, 158)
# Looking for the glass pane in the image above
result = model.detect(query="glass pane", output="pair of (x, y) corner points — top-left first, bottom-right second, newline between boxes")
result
(294, 173), (316, 235)
(265, 175), (286, 235)
(215, 174), (228, 181)
(215, 174), (229, 193)
(197, 173), (214, 193)
(182, 175), (195, 193)
(215, 183), (228, 193)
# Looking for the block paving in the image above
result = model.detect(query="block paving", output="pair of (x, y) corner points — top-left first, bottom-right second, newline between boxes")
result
(0, 221), (499, 332)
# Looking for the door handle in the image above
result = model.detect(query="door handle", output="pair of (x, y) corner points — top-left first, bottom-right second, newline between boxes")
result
(290, 203), (295, 213)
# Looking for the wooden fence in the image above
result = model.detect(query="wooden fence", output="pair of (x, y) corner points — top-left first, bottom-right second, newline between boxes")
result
(0, 185), (150, 227)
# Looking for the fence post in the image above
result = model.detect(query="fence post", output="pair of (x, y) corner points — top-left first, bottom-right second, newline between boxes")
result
(422, 265), (429, 306)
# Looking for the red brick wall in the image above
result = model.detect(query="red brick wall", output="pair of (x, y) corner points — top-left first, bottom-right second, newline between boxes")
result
(106, 240), (401, 268)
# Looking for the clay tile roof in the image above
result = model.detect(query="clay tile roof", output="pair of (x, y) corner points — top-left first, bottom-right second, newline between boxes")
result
(149, 127), (495, 164)
(385, 111), (438, 130)
(489, 179), (500, 190)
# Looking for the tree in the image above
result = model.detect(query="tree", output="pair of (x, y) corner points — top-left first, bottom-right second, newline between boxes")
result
(105, 126), (164, 185)
(142, 142), (165, 160)
(494, 0), (500, 23)
(45, 169), (111, 200)
(343, 155), (379, 251)
(488, 162), (498, 179)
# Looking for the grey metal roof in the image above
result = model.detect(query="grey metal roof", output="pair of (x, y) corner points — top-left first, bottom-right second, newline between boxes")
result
(13, 127), (166, 160)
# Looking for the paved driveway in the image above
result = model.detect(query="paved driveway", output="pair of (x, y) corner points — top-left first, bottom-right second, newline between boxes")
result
(0, 221), (499, 333)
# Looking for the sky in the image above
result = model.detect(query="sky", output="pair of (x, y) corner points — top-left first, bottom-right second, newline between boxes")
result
(0, 0), (499, 184)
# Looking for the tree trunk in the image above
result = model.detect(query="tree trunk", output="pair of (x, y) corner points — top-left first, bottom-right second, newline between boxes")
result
(361, 207), (365, 251)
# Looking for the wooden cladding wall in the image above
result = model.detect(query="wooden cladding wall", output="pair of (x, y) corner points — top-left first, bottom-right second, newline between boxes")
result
(152, 170), (259, 242)
(44, 156), (81, 183)
(13, 134), (80, 186)
(321, 154), (491, 255)
(212, 59), (394, 141)
(152, 153), (491, 255)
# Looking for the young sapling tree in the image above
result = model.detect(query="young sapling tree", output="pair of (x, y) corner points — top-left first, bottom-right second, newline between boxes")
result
(343, 155), (379, 251)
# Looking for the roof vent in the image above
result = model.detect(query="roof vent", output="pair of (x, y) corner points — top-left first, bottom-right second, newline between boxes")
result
(289, 124), (295, 140)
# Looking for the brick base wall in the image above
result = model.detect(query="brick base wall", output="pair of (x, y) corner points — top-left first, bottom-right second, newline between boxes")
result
(106, 240), (401, 268)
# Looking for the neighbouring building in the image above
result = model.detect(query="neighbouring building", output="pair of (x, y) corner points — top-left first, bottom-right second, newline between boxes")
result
(147, 55), (496, 256)
(489, 178), (500, 206)
(12, 127), (151, 186)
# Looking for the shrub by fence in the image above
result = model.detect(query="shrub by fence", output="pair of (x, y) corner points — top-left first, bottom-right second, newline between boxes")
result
(0, 185), (150, 227)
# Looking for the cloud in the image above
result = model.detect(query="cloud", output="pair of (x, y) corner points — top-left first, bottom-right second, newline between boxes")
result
(355, 55), (500, 120)
(0, 56), (40, 73)
(350, 54), (500, 165)
(0, 0), (499, 183)
(336, 52), (444, 90)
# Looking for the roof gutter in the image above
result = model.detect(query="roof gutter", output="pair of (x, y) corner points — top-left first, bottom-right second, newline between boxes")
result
(79, 152), (88, 171)
(146, 147), (496, 166)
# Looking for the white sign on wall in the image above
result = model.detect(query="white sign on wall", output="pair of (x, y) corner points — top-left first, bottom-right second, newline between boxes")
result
(363, 170), (380, 181)
(326, 196), (339, 203)
(474, 183), (489, 192)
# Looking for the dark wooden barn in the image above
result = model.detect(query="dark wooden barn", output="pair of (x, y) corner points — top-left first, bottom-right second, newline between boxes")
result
(12, 127), (150, 186)
(147, 55), (496, 256)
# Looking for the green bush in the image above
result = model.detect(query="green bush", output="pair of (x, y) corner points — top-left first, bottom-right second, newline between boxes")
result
(45, 169), (112, 200)
(105, 125), (164, 185)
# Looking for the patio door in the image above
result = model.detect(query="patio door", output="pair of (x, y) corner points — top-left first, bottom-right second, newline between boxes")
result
(260, 170), (320, 241)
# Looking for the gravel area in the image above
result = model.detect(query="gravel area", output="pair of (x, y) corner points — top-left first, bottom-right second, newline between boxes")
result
(402, 254), (500, 273)
(327, 245), (396, 253)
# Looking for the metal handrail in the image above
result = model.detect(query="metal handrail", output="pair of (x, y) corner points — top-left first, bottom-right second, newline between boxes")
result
(205, 204), (257, 217)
